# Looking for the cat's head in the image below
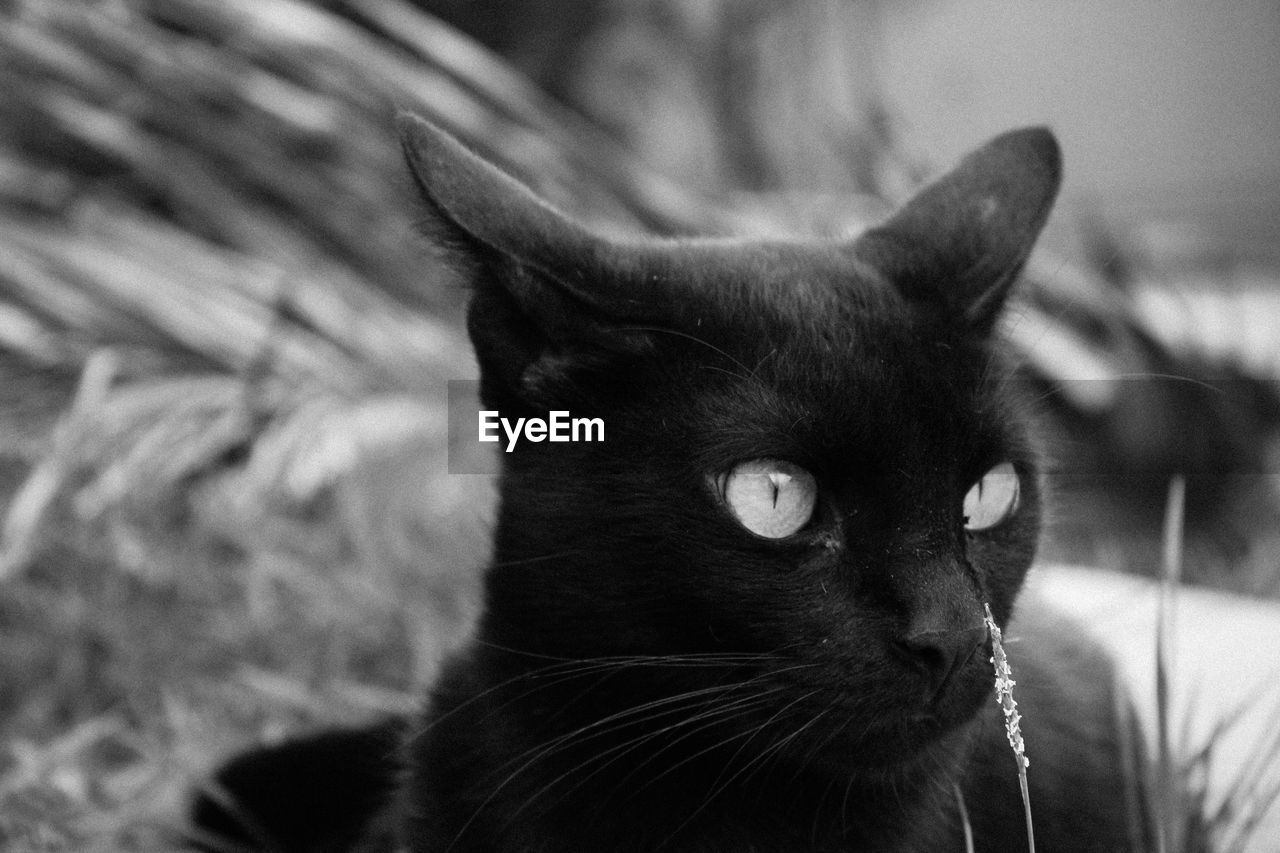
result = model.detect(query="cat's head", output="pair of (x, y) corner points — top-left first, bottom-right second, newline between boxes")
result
(401, 115), (1060, 765)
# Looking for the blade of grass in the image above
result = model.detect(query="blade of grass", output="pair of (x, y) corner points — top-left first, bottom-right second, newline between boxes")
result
(953, 782), (975, 853)
(1155, 474), (1185, 853)
(1211, 691), (1280, 853)
(1111, 676), (1150, 853)
(0, 349), (118, 579)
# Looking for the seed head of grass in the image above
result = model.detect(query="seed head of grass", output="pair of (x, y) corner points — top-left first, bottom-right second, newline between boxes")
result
(985, 602), (1035, 853)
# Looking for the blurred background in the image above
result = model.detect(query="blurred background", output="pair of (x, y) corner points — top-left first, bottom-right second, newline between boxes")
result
(0, 0), (1277, 848)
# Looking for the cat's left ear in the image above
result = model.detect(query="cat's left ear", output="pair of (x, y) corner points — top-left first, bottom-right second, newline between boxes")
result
(853, 127), (1061, 332)
(397, 113), (668, 406)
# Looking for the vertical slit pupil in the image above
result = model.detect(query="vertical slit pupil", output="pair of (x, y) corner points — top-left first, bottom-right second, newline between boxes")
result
(768, 471), (790, 508)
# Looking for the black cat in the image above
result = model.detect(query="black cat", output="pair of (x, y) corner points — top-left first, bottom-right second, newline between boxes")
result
(190, 115), (1148, 852)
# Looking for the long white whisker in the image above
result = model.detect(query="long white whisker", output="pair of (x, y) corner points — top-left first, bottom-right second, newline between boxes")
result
(445, 675), (785, 851)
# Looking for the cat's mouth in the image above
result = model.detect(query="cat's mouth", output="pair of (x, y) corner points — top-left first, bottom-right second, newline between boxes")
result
(842, 693), (984, 767)
(757, 656), (989, 772)
(784, 706), (968, 773)
(921, 642), (989, 711)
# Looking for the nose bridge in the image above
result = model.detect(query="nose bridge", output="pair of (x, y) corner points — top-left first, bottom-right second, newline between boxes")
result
(887, 550), (988, 699)
(894, 549), (984, 634)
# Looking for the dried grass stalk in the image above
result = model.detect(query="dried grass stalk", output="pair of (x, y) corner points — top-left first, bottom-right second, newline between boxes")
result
(985, 603), (1035, 853)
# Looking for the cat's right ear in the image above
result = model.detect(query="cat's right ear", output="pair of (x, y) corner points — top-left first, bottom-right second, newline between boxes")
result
(398, 114), (661, 406)
(853, 127), (1061, 333)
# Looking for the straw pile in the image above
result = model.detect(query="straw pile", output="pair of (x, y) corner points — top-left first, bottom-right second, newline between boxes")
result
(1, 0), (769, 582)
(0, 0), (677, 846)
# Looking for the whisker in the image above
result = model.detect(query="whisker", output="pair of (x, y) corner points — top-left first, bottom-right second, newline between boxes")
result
(610, 686), (800, 792)
(501, 690), (784, 831)
(1109, 371), (1228, 395)
(660, 704), (832, 846)
(472, 638), (800, 665)
(428, 645), (812, 850)
(787, 695), (855, 785)
(728, 704), (834, 797)
(409, 648), (792, 741)
(702, 689), (824, 794)
(625, 665), (822, 795)
(620, 325), (757, 381)
(446, 677), (783, 851)
(811, 771), (843, 846)
(486, 551), (582, 569)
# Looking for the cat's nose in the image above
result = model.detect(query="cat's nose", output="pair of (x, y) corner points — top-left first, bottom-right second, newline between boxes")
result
(895, 625), (987, 699)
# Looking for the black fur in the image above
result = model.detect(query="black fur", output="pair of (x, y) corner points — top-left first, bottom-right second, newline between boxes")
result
(189, 719), (404, 852)
(190, 117), (1148, 852)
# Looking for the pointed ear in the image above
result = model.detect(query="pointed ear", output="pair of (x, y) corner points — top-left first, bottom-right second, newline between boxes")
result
(398, 113), (598, 291)
(853, 127), (1061, 332)
(398, 113), (665, 407)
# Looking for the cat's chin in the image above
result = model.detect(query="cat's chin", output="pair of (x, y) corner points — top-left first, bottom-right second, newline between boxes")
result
(805, 676), (990, 771)
(809, 710), (977, 773)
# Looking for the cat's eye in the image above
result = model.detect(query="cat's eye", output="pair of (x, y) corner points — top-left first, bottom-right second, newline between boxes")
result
(716, 459), (817, 539)
(963, 462), (1021, 532)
